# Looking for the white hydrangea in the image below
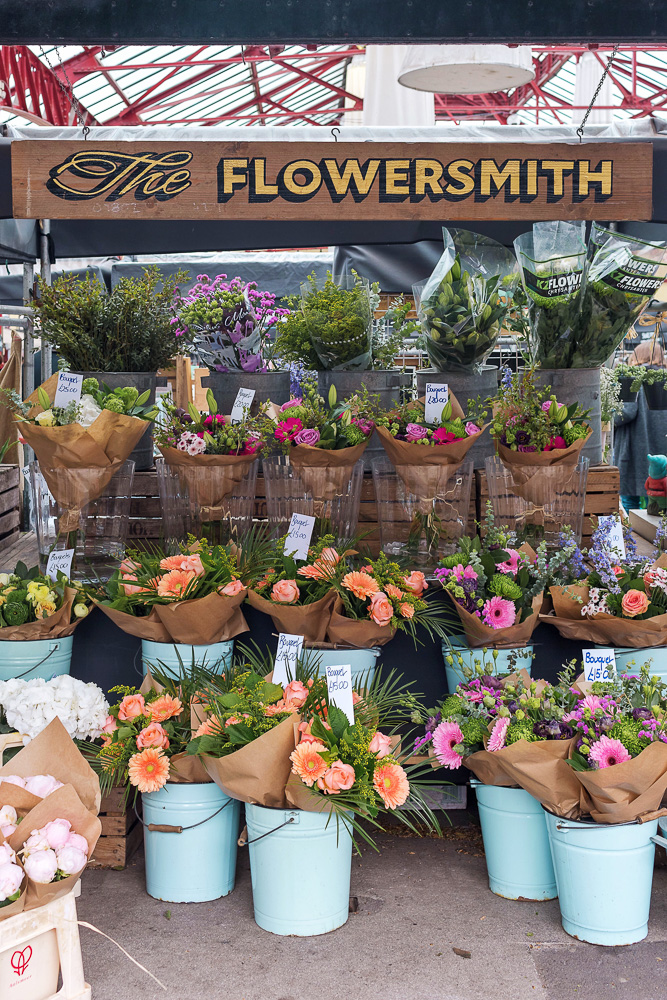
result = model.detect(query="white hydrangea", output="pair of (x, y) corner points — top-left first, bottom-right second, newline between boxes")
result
(0, 676), (109, 741)
(77, 393), (103, 429)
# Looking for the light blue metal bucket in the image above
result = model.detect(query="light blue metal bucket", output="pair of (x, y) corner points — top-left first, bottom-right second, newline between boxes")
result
(141, 639), (234, 678)
(471, 780), (557, 900)
(442, 638), (533, 693)
(142, 782), (240, 903)
(545, 810), (658, 945)
(302, 647), (381, 687)
(0, 637), (73, 680)
(594, 644), (667, 680)
(245, 805), (353, 935)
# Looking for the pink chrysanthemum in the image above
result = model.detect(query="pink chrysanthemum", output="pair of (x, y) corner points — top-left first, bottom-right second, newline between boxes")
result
(588, 735), (632, 769)
(481, 596), (517, 629)
(488, 717), (510, 752)
(432, 721), (464, 769)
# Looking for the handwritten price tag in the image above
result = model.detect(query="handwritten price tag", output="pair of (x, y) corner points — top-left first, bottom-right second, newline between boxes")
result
(231, 387), (256, 424)
(424, 383), (449, 423)
(53, 373), (83, 408)
(325, 662), (354, 724)
(583, 648), (617, 684)
(599, 515), (626, 561)
(45, 548), (74, 582)
(273, 633), (305, 686)
(285, 513), (315, 561)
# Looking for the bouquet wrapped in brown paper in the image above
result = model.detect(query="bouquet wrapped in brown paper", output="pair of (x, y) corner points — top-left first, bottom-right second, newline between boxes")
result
(137, 671), (211, 784)
(0, 573), (90, 642)
(95, 539), (254, 644)
(262, 380), (375, 502)
(375, 390), (486, 500)
(570, 741), (667, 824)
(247, 589), (336, 643)
(434, 530), (547, 649)
(7, 784), (101, 910)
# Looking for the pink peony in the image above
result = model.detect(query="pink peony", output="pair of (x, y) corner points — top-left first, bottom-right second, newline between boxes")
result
(0, 843), (16, 866)
(369, 731), (393, 758)
(588, 735), (632, 769)
(432, 721), (464, 769)
(42, 819), (72, 851)
(275, 418), (303, 442)
(293, 427), (320, 446)
(0, 775), (25, 789)
(488, 717), (510, 752)
(56, 845), (87, 876)
(405, 423), (428, 442)
(0, 862), (23, 900)
(24, 849), (58, 884)
(22, 831), (50, 856)
(481, 596), (517, 629)
(25, 775), (64, 798)
(66, 832), (89, 854)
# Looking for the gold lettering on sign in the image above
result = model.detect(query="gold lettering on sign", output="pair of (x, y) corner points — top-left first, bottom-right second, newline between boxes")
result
(46, 150), (193, 201)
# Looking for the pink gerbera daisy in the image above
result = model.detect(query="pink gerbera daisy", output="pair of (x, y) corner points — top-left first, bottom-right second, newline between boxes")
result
(432, 721), (464, 769)
(496, 548), (522, 575)
(587, 735), (632, 769)
(488, 717), (510, 752)
(482, 596), (517, 629)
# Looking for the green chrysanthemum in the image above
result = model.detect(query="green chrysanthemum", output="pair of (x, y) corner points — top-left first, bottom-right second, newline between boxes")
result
(505, 719), (539, 745)
(607, 718), (651, 758)
(461, 717), (488, 748)
(488, 573), (523, 601)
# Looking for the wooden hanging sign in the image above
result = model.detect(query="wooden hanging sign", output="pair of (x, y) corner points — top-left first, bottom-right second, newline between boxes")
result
(11, 140), (653, 221)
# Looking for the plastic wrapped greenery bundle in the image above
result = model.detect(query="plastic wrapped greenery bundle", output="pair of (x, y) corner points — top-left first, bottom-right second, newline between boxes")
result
(300, 272), (373, 371)
(514, 221), (587, 369)
(573, 228), (667, 368)
(414, 228), (519, 374)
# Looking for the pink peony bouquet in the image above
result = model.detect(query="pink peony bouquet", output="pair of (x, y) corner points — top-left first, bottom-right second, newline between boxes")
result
(20, 818), (89, 884)
(0, 842), (23, 909)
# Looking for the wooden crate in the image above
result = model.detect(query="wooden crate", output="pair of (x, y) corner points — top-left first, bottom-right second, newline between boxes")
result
(476, 464), (620, 545)
(88, 787), (142, 869)
(0, 465), (20, 552)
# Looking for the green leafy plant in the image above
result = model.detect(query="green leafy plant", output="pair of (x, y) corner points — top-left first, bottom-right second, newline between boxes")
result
(300, 271), (374, 371)
(35, 266), (191, 372)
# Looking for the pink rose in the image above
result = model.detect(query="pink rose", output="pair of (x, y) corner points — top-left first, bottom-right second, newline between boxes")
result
(24, 849), (58, 884)
(316, 761), (356, 794)
(403, 571), (428, 598)
(465, 422), (481, 436)
(118, 693), (146, 721)
(24, 775), (64, 798)
(405, 423), (428, 442)
(119, 557), (141, 576)
(43, 818), (71, 851)
(541, 400), (553, 412)
(102, 715), (118, 734)
(0, 862), (23, 900)
(368, 591), (394, 627)
(271, 579), (300, 604)
(220, 579), (245, 597)
(283, 680), (309, 709)
(369, 732), (393, 758)
(281, 399), (302, 411)
(353, 417), (374, 436)
(275, 418), (303, 442)
(136, 722), (170, 750)
(293, 427), (321, 446)
(56, 845), (87, 876)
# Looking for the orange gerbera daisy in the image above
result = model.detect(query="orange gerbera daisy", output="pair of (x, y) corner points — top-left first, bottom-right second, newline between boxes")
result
(149, 694), (183, 723)
(290, 741), (328, 787)
(128, 748), (170, 793)
(373, 763), (409, 809)
(341, 571), (380, 600)
(194, 716), (223, 738)
(156, 569), (197, 599)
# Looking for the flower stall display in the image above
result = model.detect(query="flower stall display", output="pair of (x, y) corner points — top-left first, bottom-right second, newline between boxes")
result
(434, 521), (547, 652)
(414, 228), (519, 373)
(0, 841), (25, 918)
(95, 539), (263, 646)
(174, 273), (288, 375)
(154, 391), (265, 544)
(490, 366), (592, 505)
(374, 393), (485, 561)
(246, 535), (340, 643)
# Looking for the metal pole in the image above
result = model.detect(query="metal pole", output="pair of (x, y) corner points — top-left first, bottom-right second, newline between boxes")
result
(22, 261), (35, 398)
(39, 219), (52, 380)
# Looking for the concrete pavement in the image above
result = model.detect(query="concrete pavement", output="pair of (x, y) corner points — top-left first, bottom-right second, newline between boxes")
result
(74, 824), (667, 1000)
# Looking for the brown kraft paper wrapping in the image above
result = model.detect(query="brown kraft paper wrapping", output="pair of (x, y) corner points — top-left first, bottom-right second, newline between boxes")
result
(8, 783), (101, 910)
(95, 602), (171, 642)
(247, 589), (336, 643)
(549, 584), (590, 620)
(449, 593), (543, 650)
(152, 589), (248, 644)
(0, 717), (101, 814)
(375, 424), (485, 500)
(202, 714), (299, 808)
(327, 595), (396, 647)
(284, 772), (335, 814)
(543, 610), (667, 649)
(496, 429), (591, 506)
(21, 410), (148, 515)
(572, 741), (667, 825)
(159, 445), (256, 518)
(288, 441), (369, 502)
(0, 783), (44, 820)
(466, 737), (585, 819)
(0, 587), (80, 641)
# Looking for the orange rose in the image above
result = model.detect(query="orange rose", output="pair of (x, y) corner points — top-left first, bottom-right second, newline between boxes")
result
(136, 722), (170, 750)
(385, 584), (404, 600)
(271, 579), (300, 604)
(368, 591), (393, 627)
(317, 761), (356, 794)
(403, 571), (427, 598)
(220, 579), (245, 597)
(159, 554), (205, 577)
(118, 693), (146, 721)
(399, 602), (414, 619)
(621, 589), (650, 618)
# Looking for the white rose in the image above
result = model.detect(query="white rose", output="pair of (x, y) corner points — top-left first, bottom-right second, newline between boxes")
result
(0, 573), (10, 586)
(77, 394), (103, 428)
